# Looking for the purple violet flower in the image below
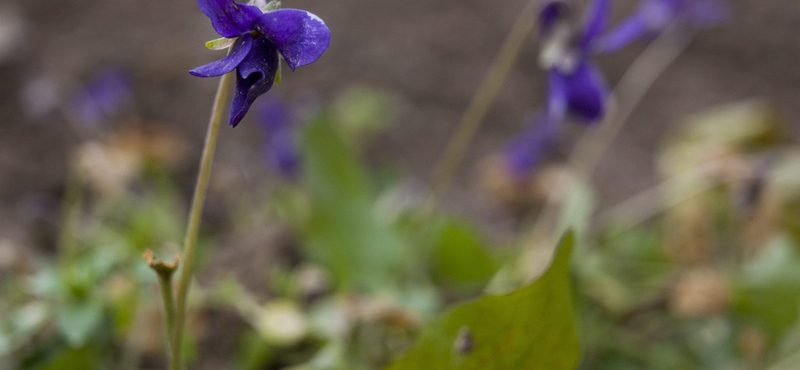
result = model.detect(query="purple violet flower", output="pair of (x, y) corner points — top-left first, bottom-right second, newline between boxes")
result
(258, 97), (300, 178)
(504, 0), (610, 177)
(190, 0), (330, 127)
(71, 67), (132, 126)
(504, 115), (557, 179)
(538, 0), (610, 126)
(598, 0), (729, 53)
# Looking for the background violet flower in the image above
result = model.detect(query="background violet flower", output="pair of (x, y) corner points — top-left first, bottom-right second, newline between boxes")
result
(504, 115), (558, 178)
(70, 67), (132, 126)
(598, 0), (730, 53)
(190, 0), (331, 127)
(538, 0), (610, 126)
(504, 0), (609, 178)
(257, 97), (300, 179)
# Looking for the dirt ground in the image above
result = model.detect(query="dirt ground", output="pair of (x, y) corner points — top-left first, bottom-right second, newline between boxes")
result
(2, 0), (800, 235)
(2, 0), (799, 220)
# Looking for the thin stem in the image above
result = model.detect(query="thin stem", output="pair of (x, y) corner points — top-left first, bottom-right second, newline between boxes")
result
(528, 24), (696, 243)
(599, 150), (786, 239)
(58, 163), (84, 264)
(571, 25), (696, 177)
(596, 161), (718, 236)
(159, 273), (177, 361)
(171, 71), (234, 370)
(424, 0), (538, 211)
(158, 274), (181, 366)
(144, 249), (180, 369)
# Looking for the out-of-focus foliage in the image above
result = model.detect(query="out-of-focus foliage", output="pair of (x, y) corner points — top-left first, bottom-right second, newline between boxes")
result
(1, 157), (192, 370)
(7, 72), (800, 370)
(387, 232), (579, 370)
(427, 220), (499, 293)
(568, 100), (800, 370)
(298, 115), (410, 291)
(331, 85), (398, 141)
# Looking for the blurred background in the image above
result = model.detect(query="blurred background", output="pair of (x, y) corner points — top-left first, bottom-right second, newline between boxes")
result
(2, 0), (800, 369)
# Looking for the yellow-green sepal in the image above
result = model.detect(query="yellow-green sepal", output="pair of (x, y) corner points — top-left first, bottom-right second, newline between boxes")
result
(205, 37), (235, 50)
(255, 0), (281, 12)
(274, 62), (282, 85)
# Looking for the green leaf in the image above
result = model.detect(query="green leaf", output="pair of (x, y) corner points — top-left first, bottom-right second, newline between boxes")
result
(685, 100), (783, 147)
(237, 329), (276, 370)
(732, 235), (800, 340)
(34, 346), (96, 370)
(56, 303), (103, 347)
(331, 86), (397, 140)
(558, 180), (594, 239)
(300, 117), (409, 291)
(430, 219), (499, 291)
(386, 231), (580, 370)
(660, 101), (784, 177)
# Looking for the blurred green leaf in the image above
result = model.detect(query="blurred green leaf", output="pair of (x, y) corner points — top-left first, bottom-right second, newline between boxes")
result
(34, 346), (95, 370)
(660, 100), (784, 177)
(300, 116), (409, 291)
(237, 329), (276, 370)
(684, 100), (783, 147)
(332, 86), (397, 140)
(109, 188), (184, 252)
(430, 220), (499, 292)
(559, 180), (594, 239)
(56, 303), (103, 347)
(733, 235), (800, 340)
(29, 267), (61, 298)
(386, 231), (579, 370)
(14, 302), (49, 339)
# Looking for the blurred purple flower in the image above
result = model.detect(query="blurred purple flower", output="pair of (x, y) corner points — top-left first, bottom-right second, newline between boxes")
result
(190, 0), (331, 127)
(258, 97), (300, 178)
(71, 67), (132, 125)
(504, 115), (558, 178)
(598, 0), (730, 52)
(505, 0), (609, 177)
(538, 0), (610, 126)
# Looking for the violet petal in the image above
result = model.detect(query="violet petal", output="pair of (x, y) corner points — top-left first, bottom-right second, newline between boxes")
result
(190, 34), (254, 77)
(580, 0), (610, 50)
(538, 0), (572, 34)
(229, 38), (280, 127)
(687, 0), (730, 26)
(505, 115), (557, 178)
(258, 98), (300, 178)
(547, 69), (568, 125)
(268, 128), (300, 178)
(639, 0), (675, 30)
(596, 15), (648, 53)
(198, 0), (262, 38)
(563, 61), (608, 123)
(254, 9), (331, 71)
(259, 96), (295, 131)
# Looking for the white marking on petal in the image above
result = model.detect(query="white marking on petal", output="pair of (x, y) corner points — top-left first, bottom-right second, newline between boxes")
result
(305, 11), (324, 25)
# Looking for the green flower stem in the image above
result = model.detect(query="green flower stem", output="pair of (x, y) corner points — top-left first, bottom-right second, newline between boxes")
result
(144, 250), (180, 369)
(158, 271), (177, 354)
(171, 70), (234, 370)
(58, 163), (84, 265)
(423, 0), (538, 211)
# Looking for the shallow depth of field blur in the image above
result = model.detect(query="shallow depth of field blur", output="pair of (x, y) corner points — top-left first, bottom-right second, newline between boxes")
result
(1, 0), (800, 369)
